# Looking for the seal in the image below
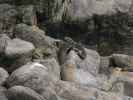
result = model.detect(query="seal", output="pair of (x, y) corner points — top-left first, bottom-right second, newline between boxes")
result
(58, 37), (87, 65)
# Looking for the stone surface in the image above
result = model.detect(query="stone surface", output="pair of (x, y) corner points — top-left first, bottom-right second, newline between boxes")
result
(5, 38), (35, 58)
(54, 80), (124, 100)
(14, 24), (45, 48)
(0, 67), (9, 85)
(0, 0), (133, 100)
(0, 87), (8, 100)
(2, 38), (35, 72)
(111, 54), (133, 68)
(34, 58), (61, 81)
(7, 62), (56, 94)
(14, 24), (59, 59)
(6, 86), (45, 100)
(0, 34), (11, 54)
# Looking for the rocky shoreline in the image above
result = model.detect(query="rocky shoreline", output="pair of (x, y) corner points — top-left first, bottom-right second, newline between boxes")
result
(0, 0), (133, 100)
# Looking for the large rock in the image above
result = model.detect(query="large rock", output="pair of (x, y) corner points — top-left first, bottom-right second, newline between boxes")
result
(5, 38), (35, 58)
(2, 38), (35, 72)
(9, 0), (132, 22)
(14, 24), (59, 59)
(6, 86), (45, 100)
(34, 58), (61, 80)
(7, 62), (56, 94)
(14, 23), (58, 49)
(14, 24), (46, 48)
(111, 54), (133, 68)
(0, 67), (9, 85)
(100, 68), (133, 97)
(0, 87), (8, 100)
(54, 80), (125, 100)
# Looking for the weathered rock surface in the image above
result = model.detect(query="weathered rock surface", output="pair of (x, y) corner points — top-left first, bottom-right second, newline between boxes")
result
(14, 24), (46, 48)
(34, 58), (61, 81)
(111, 54), (133, 68)
(1, 38), (35, 72)
(0, 67), (9, 85)
(99, 68), (133, 97)
(54, 80), (126, 100)
(0, 0), (133, 100)
(7, 62), (56, 94)
(9, 0), (132, 22)
(14, 23), (59, 59)
(0, 87), (8, 100)
(5, 38), (35, 58)
(6, 86), (45, 100)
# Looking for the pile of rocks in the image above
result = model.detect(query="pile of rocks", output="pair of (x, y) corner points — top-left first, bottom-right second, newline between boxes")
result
(0, 1), (133, 100)
(0, 23), (132, 100)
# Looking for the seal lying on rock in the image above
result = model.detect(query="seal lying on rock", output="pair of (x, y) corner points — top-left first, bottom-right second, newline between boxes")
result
(64, 37), (87, 59)
(58, 37), (87, 65)
(57, 37), (87, 82)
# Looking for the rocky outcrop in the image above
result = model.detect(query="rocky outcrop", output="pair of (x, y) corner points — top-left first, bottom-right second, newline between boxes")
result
(111, 54), (133, 68)
(7, 62), (57, 93)
(14, 24), (46, 47)
(5, 38), (35, 58)
(6, 86), (45, 100)
(0, 86), (8, 100)
(0, 68), (9, 85)
(14, 23), (59, 59)
(35, 58), (61, 80)
(4, 38), (35, 72)
(54, 80), (126, 100)
(0, 0), (133, 100)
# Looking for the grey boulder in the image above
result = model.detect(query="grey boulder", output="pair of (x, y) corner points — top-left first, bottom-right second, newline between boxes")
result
(6, 86), (45, 100)
(7, 62), (56, 94)
(5, 38), (35, 58)
(14, 24), (46, 48)
(111, 54), (133, 68)
(0, 67), (9, 85)
(0, 87), (8, 100)
(3, 38), (35, 72)
(54, 80), (124, 100)
(35, 58), (61, 81)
